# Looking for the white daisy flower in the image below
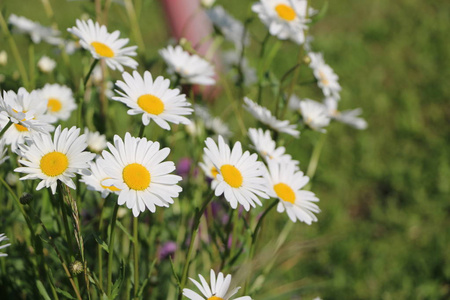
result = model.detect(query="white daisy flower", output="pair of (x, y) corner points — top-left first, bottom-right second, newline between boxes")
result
(203, 135), (269, 211)
(248, 128), (297, 166)
(159, 45), (215, 86)
(243, 97), (300, 138)
(0, 233), (11, 257)
(113, 71), (193, 130)
(81, 158), (121, 198)
(324, 98), (367, 130)
(15, 126), (95, 194)
(100, 133), (182, 217)
(67, 19), (138, 72)
(38, 83), (77, 121)
(8, 14), (63, 45)
(252, 0), (314, 44)
(206, 5), (250, 50)
(308, 52), (341, 100)
(0, 138), (9, 165)
(265, 160), (320, 224)
(84, 128), (107, 153)
(0, 88), (55, 153)
(183, 269), (252, 300)
(199, 154), (220, 189)
(37, 56), (56, 73)
(295, 98), (330, 132)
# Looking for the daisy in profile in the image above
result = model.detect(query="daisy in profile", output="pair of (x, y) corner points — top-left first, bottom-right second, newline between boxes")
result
(80, 158), (120, 198)
(100, 133), (182, 217)
(252, 0), (314, 44)
(113, 71), (193, 130)
(0, 88), (55, 152)
(295, 98), (330, 132)
(199, 154), (220, 188)
(203, 135), (269, 211)
(324, 98), (367, 130)
(243, 97), (300, 138)
(67, 19), (138, 71)
(265, 160), (320, 224)
(38, 83), (77, 121)
(0, 233), (11, 257)
(84, 128), (107, 153)
(183, 269), (251, 300)
(248, 128), (298, 166)
(15, 126), (95, 194)
(308, 52), (341, 100)
(8, 14), (63, 45)
(159, 45), (215, 85)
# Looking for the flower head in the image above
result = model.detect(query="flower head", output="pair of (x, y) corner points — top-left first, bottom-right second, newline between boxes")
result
(8, 14), (63, 45)
(100, 133), (182, 217)
(38, 84), (77, 121)
(80, 158), (121, 198)
(113, 71), (193, 130)
(159, 45), (215, 85)
(0, 233), (11, 257)
(67, 19), (138, 71)
(15, 126), (95, 194)
(324, 98), (367, 130)
(84, 128), (107, 153)
(308, 52), (341, 100)
(37, 56), (57, 73)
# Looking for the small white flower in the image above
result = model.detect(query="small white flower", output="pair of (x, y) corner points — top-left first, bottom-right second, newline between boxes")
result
(81, 158), (121, 198)
(265, 160), (320, 224)
(243, 97), (300, 138)
(38, 83), (77, 121)
(308, 52), (341, 100)
(203, 135), (269, 211)
(0, 51), (7, 66)
(84, 128), (107, 153)
(159, 45), (215, 85)
(0, 233), (11, 257)
(100, 133), (182, 217)
(67, 19), (138, 71)
(252, 0), (314, 44)
(297, 98), (330, 132)
(37, 56), (56, 73)
(248, 128), (298, 166)
(183, 269), (252, 300)
(113, 71), (193, 130)
(324, 98), (367, 130)
(15, 126), (95, 194)
(199, 154), (220, 189)
(8, 14), (62, 45)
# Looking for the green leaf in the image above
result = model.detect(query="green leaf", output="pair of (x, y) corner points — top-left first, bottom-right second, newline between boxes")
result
(36, 280), (52, 300)
(110, 259), (126, 300)
(116, 220), (134, 243)
(55, 287), (77, 300)
(93, 232), (109, 253)
(138, 258), (158, 297)
(169, 257), (180, 286)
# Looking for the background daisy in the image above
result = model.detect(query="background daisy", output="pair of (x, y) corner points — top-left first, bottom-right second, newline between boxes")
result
(38, 83), (77, 121)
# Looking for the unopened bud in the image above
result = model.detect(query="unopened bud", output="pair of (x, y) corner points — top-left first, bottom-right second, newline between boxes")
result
(70, 261), (84, 275)
(20, 193), (33, 205)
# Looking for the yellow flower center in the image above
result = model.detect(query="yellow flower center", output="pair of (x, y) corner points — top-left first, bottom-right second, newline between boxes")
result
(220, 164), (243, 188)
(123, 163), (151, 191)
(137, 94), (165, 115)
(40, 151), (69, 177)
(319, 71), (329, 86)
(47, 98), (62, 112)
(14, 123), (29, 132)
(275, 4), (296, 21)
(100, 178), (121, 192)
(208, 297), (224, 300)
(274, 183), (295, 204)
(91, 41), (114, 58)
(211, 167), (219, 179)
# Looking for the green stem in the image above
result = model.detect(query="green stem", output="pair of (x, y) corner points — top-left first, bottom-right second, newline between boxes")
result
(306, 133), (326, 180)
(28, 43), (35, 89)
(138, 123), (145, 138)
(78, 60), (99, 128)
(107, 203), (119, 297)
(98, 200), (106, 291)
(0, 120), (13, 138)
(133, 216), (139, 299)
(256, 32), (271, 104)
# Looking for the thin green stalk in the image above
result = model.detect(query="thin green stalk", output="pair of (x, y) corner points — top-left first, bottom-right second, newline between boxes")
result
(306, 133), (327, 180)
(0, 120), (13, 138)
(124, 0), (145, 50)
(133, 216), (139, 299)
(256, 32), (271, 104)
(98, 200), (106, 291)
(28, 43), (35, 89)
(0, 11), (30, 88)
(78, 60), (99, 128)
(107, 203), (120, 297)
(138, 123), (146, 138)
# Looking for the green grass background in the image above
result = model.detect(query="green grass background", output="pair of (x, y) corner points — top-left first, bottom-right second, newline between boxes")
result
(1, 0), (449, 299)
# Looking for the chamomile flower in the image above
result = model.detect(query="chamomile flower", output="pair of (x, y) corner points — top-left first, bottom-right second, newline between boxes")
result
(203, 135), (269, 211)
(159, 45), (215, 85)
(0, 233), (11, 257)
(199, 154), (220, 188)
(265, 160), (320, 224)
(67, 19), (138, 72)
(15, 126), (95, 194)
(297, 98), (330, 132)
(37, 56), (56, 73)
(38, 84), (77, 121)
(183, 269), (251, 300)
(113, 71), (193, 130)
(84, 128), (107, 153)
(308, 52), (341, 100)
(100, 133), (182, 217)
(8, 14), (63, 45)
(248, 128), (297, 166)
(324, 98), (367, 130)
(252, 0), (313, 44)
(243, 97), (300, 138)
(0, 88), (55, 152)
(80, 158), (120, 198)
